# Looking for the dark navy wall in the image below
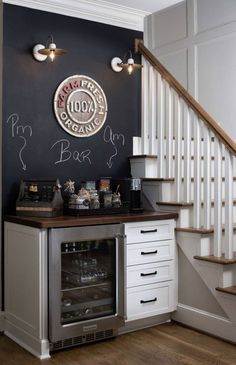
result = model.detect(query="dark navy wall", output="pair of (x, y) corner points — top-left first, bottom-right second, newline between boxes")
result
(2, 4), (142, 213)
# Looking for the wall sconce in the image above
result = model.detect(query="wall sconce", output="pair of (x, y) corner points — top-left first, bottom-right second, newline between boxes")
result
(32, 35), (66, 62)
(111, 51), (142, 75)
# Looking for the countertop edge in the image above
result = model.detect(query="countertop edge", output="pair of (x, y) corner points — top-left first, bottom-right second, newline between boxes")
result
(4, 211), (178, 229)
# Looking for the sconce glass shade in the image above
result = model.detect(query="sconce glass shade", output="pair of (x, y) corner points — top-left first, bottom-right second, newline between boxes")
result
(38, 43), (66, 61)
(32, 35), (66, 62)
(111, 51), (142, 75)
(119, 57), (142, 75)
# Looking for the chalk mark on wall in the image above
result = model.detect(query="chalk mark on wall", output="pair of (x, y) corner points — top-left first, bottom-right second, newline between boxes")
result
(103, 125), (125, 168)
(50, 139), (92, 165)
(6, 113), (33, 171)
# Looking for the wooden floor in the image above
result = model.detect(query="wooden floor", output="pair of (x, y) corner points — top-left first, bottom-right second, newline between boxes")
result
(1, 322), (236, 365)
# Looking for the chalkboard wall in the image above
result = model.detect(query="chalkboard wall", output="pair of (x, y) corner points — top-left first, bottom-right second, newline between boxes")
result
(2, 4), (142, 213)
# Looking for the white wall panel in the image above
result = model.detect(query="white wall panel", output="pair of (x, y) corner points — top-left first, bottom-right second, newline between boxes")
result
(158, 48), (188, 88)
(146, 0), (236, 141)
(152, 1), (187, 48)
(197, 34), (236, 139)
(196, 0), (236, 34)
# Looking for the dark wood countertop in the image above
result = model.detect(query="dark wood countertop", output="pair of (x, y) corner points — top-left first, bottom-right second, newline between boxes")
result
(4, 211), (178, 229)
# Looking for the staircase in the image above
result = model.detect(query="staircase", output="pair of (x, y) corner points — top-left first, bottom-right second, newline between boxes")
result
(131, 39), (236, 340)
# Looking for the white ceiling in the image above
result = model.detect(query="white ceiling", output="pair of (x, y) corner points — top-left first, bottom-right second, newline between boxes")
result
(102, 0), (183, 13)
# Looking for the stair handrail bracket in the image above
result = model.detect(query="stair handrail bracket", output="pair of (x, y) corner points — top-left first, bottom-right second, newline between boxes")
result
(135, 38), (236, 260)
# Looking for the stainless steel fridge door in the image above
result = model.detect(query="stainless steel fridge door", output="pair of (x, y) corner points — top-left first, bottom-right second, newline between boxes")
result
(48, 224), (124, 343)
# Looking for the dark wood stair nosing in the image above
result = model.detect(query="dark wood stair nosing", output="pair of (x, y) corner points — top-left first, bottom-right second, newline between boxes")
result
(156, 201), (193, 207)
(176, 227), (214, 234)
(215, 286), (236, 296)
(194, 255), (236, 265)
(142, 177), (175, 182)
(156, 200), (236, 207)
(129, 155), (157, 159)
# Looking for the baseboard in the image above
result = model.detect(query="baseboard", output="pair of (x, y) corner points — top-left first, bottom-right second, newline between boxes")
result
(172, 303), (236, 343)
(119, 313), (171, 335)
(4, 320), (50, 359)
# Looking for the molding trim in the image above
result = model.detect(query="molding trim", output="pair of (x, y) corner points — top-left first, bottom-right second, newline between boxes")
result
(3, 0), (148, 31)
(5, 320), (50, 359)
(172, 303), (236, 343)
(119, 313), (171, 335)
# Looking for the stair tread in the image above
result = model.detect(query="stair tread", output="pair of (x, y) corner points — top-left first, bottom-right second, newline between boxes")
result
(215, 286), (236, 295)
(156, 200), (236, 206)
(129, 155), (157, 159)
(130, 154), (226, 160)
(156, 201), (193, 207)
(194, 254), (236, 265)
(176, 227), (214, 234)
(182, 177), (236, 182)
(142, 177), (175, 182)
(176, 224), (236, 234)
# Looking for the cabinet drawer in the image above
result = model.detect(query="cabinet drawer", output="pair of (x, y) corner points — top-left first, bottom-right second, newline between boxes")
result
(126, 240), (174, 266)
(126, 281), (175, 320)
(127, 261), (174, 288)
(125, 220), (174, 244)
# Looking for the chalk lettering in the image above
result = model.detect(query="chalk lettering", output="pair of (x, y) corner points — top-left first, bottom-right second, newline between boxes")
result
(50, 139), (92, 165)
(103, 125), (125, 168)
(6, 113), (33, 170)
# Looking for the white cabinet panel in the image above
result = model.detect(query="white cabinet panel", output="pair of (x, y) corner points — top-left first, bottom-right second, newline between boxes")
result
(127, 261), (174, 288)
(126, 281), (175, 320)
(126, 240), (174, 266)
(124, 219), (177, 322)
(4, 223), (48, 348)
(125, 220), (174, 243)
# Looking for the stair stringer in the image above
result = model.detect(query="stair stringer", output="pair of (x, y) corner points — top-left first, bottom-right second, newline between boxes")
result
(177, 231), (236, 324)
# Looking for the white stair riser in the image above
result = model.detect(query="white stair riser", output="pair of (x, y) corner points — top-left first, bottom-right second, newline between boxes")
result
(130, 158), (158, 178)
(177, 231), (236, 259)
(220, 232), (236, 256)
(131, 157), (236, 180)
(221, 265), (236, 287)
(157, 204), (236, 228)
(143, 181), (236, 202)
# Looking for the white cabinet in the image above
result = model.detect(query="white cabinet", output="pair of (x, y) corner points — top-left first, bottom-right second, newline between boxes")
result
(4, 222), (49, 359)
(124, 219), (177, 321)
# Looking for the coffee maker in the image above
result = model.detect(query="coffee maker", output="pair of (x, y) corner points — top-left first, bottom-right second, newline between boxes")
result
(112, 178), (143, 213)
(130, 178), (143, 213)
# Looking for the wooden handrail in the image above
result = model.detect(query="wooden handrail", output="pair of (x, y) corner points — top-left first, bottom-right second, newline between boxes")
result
(135, 39), (236, 155)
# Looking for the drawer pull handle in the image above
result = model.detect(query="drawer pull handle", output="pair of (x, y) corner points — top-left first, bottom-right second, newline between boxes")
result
(140, 229), (158, 234)
(140, 271), (157, 277)
(140, 298), (157, 304)
(141, 250), (158, 255)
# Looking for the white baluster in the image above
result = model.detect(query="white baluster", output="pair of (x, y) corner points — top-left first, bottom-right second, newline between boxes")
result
(225, 149), (233, 259)
(174, 93), (182, 201)
(141, 58), (149, 154)
(203, 125), (211, 229)
(165, 82), (173, 178)
(148, 66), (157, 155)
(193, 115), (201, 228)
(183, 105), (191, 202)
(214, 138), (222, 257)
(157, 73), (165, 178)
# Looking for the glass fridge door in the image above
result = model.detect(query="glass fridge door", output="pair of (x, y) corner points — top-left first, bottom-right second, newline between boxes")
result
(60, 238), (116, 325)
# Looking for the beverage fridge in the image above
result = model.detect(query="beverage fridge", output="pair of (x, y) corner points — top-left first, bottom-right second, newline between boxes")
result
(48, 224), (125, 351)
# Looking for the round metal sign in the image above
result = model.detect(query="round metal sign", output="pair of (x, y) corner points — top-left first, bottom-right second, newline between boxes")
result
(54, 75), (108, 137)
